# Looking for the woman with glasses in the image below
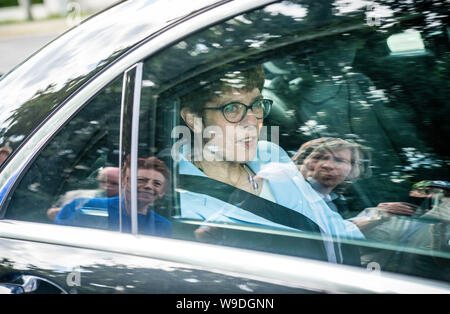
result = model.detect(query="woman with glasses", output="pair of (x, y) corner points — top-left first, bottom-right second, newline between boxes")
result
(179, 65), (272, 197)
(176, 65), (364, 264)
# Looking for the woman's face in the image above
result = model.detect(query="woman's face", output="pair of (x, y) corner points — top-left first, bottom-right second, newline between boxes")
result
(201, 88), (263, 163)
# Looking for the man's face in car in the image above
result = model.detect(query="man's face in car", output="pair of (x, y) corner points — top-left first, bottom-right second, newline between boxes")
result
(302, 148), (353, 191)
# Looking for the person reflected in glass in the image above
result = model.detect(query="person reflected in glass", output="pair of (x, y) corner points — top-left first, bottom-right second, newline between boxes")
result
(47, 166), (120, 221)
(360, 180), (450, 278)
(293, 137), (419, 234)
(177, 65), (364, 263)
(97, 167), (121, 197)
(54, 157), (172, 237)
(366, 180), (450, 243)
(293, 137), (361, 208)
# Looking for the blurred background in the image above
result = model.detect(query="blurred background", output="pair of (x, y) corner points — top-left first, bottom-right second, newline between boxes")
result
(0, 0), (121, 75)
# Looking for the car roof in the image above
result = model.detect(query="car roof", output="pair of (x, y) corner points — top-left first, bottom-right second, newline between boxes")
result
(0, 0), (226, 151)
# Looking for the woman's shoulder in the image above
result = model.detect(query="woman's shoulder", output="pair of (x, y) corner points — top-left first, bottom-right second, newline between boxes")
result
(256, 140), (292, 164)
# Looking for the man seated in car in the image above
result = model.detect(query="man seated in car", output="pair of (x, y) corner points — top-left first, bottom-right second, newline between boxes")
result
(292, 137), (417, 234)
(54, 156), (172, 237)
(292, 138), (363, 213)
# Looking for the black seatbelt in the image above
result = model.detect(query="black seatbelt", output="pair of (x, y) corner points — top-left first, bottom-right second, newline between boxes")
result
(177, 174), (322, 234)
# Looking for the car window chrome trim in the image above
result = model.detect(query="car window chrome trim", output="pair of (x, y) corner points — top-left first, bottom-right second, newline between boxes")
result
(119, 62), (143, 235)
(119, 71), (127, 233)
(0, 0), (277, 217)
(130, 62), (143, 235)
(0, 220), (449, 294)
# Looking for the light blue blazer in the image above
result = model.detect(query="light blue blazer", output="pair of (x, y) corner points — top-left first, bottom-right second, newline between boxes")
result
(177, 141), (365, 261)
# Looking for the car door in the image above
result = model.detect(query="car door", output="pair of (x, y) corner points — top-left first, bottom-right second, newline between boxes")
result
(131, 0), (450, 289)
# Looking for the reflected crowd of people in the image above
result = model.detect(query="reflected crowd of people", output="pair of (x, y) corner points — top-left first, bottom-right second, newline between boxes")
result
(52, 156), (172, 237)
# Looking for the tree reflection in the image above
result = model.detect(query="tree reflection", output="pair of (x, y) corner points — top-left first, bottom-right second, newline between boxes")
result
(0, 48), (126, 151)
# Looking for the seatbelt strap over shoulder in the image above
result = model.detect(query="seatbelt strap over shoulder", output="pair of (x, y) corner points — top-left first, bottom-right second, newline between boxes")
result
(177, 174), (321, 234)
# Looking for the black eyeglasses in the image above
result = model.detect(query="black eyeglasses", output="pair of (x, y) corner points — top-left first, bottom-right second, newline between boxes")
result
(203, 98), (273, 123)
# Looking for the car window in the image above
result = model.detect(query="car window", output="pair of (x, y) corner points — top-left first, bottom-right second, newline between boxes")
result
(4, 77), (124, 231)
(137, 0), (450, 281)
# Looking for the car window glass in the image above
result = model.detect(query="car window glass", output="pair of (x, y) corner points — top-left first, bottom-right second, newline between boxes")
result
(137, 0), (449, 282)
(4, 77), (124, 232)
